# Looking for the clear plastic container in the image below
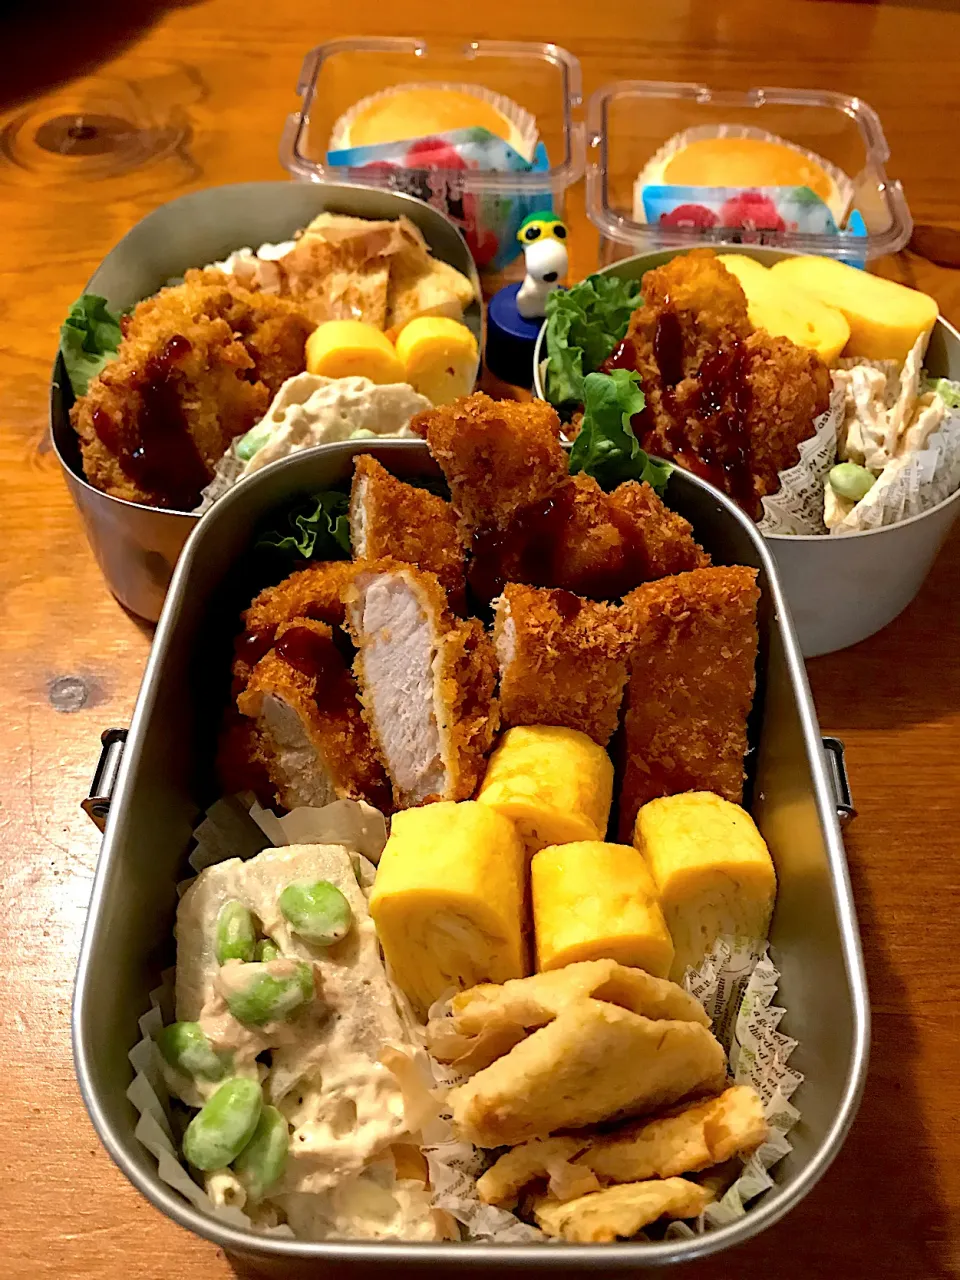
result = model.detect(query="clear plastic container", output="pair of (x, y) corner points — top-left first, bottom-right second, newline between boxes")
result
(586, 81), (912, 266)
(281, 38), (583, 280)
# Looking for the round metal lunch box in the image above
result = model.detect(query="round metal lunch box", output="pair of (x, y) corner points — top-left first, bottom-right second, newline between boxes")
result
(50, 180), (483, 623)
(532, 247), (960, 658)
(72, 440), (869, 1272)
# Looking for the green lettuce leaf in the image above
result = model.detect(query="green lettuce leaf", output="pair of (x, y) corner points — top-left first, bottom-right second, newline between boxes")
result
(544, 274), (641, 406)
(568, 369), (671, 495)
(925, 376), (960, 410)
(256, 491), (351, 562)
(59, 295), (123, 396)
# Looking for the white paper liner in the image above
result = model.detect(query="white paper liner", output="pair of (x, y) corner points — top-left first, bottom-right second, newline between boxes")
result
(633, 125), (855, 226)
(127, 795), (393, 1238)
(329, 83), (539, 164)
(420, 937), (802, 1243)
(758, 382), (845, 534)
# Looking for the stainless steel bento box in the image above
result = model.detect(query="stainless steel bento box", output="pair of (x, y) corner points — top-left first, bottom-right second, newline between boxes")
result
(50, 181), (483, 622)
(532, 247), (960, 658)
(73, 442), (869, 1270)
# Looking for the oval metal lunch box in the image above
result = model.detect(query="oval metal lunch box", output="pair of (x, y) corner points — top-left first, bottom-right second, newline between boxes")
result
(72, 441), (869, 1271)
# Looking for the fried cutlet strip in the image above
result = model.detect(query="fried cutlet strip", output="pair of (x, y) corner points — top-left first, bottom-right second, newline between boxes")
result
(478, 1085), (767, 1207)
(532, 1178), (714, 1243)
(609, 480), (711, 578)
(636, 248), (752, 361)
(493, 584), (629, 746)
(236, 617), (390, 812)
(449, 997), (727, 1147)
(617, 566), (759, 841)
(412, 392), (567, 536)
(344, 558), (498, 806)
(349, 455), (466, 612)
(427, 959), (710, 1071)
(232, 561), (359, 693)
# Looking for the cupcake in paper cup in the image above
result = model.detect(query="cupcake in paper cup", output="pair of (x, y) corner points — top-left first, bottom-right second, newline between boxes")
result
(327, 83), (552, 272)
(633, 125), (857, 241)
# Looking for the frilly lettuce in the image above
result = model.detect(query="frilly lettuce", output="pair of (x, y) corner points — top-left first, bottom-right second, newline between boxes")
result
(256, 491), (351, 562)
(59, 295), (122, 396)
(568, 369), (671, 495)
(544, 274), (641, 406)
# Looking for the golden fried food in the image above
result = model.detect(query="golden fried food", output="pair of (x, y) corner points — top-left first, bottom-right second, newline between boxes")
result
(71, 277), (311, 508)
(609, 480), (711, 579)
(448, 997), (727, 1147)
(615, 249), (830, 518)
(411, 392), (567, 536)
(617, 566), (759, 840)
(493, 584), (629, 746)
(349, 455), (465, 611)
(237, 616), (390, 812)
(478, 1085), (768, 1206)
(532, 1178), (714, 1243)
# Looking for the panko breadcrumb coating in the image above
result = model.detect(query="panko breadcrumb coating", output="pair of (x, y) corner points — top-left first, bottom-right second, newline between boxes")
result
(494, 584), (630, 746)
(237, 616), (390, 812)
(411, 392), (567, 536)
(70, 275), (311, 508)
(617, 566), (760, 840)
(349, 455), (466, 612)
(614, 249), (830, 519)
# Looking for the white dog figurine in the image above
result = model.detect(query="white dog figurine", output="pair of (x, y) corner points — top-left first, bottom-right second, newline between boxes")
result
(516, 213), (568, 319)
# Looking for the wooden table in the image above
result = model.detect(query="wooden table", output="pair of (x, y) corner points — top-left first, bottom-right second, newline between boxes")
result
(2, 1), (959, 1275)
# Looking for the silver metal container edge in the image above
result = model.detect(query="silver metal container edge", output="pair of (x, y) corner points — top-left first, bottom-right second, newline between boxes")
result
(50, 180), (484, 623)
(532, 246), (960, 657)
(73, 441), (870, 1270)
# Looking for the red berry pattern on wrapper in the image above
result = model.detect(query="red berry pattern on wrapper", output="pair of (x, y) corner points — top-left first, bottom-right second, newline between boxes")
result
(719, 191), (790, 234)
(659, 203), (719, 230)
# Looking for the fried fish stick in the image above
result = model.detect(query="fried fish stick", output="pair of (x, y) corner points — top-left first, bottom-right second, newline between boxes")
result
(411, 392), (567, 535)
(237, 616), (390, 811)
(345, 558), (499, 806)
(493, 584), (629, 746)
(349, 455), (465, 611)
(617, 566), (759, 840)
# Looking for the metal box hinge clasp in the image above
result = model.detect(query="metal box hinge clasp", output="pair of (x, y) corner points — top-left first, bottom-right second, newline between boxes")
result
(82, 728), (128, 832)
(822, 736), (856, 823)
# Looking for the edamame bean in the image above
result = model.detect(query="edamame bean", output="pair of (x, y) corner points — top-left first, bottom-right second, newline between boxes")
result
(215, 900), (257, 965)
(182, 1078), (262, 1171)
(829, 462), (875, 502)
(279, 880), (353, 946)
(155, 1021), (225, 1082)
(220, 959), (314, 1026)
(235, 420), (274, 462)
(255, 939), (280, 963)
(232, 1105), (289, 1201)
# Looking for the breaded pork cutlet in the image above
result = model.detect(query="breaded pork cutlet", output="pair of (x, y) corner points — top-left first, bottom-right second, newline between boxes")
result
(494, 584), (630, 747)
(473, 474), (710, 603)
(349, 455), (466, 612)
(344, 558), (499, 806)
(232, 561), (358, 694)
(617, 566), (760, 840)
(613, 249), (830, 518)
(412, 392), (568, 536)
(71, 277), (311, 508)
(237, 616), (390, 812)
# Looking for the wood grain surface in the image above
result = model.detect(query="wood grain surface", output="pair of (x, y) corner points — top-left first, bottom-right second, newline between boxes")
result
(2, 1), (959, 1276)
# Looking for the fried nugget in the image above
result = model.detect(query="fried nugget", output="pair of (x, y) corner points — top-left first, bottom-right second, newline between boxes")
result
(71, 277), (311, 508)
(532, 1178), (714, 1243)
(412, 392), (567, 536)
(232, 561), (358, 693)
(344, 558), (499, 806)
(478, 1085), (767, 1207)
(236, 616), (390, 812)
(617, 566), (759, 841)
(349, 455), (465, 612)
(449, 997), (727, 1147)
(493, 584), (629, 746)
(609, 480), (711, 578)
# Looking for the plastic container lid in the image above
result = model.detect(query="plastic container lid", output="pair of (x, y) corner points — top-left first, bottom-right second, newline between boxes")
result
(281, 38), (584, 275)
(586, 81), (912, 264)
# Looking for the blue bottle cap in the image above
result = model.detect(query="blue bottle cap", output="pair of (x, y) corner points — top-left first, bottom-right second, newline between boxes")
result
(485, 283), (544, 388)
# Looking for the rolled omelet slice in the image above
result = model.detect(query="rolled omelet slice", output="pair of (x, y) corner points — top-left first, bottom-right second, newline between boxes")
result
(632, 792), (776, 982)
(305, 319), (405, 384)
(475, 726), (613, 857)
(717, 253), (850, 364)
(395, 316), (478, 406)
(368, 801), (527, 1016)
(531, 842), (674, 979)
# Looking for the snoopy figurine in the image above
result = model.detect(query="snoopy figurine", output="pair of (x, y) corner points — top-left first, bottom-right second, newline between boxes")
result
(515, 212), (568, 319)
